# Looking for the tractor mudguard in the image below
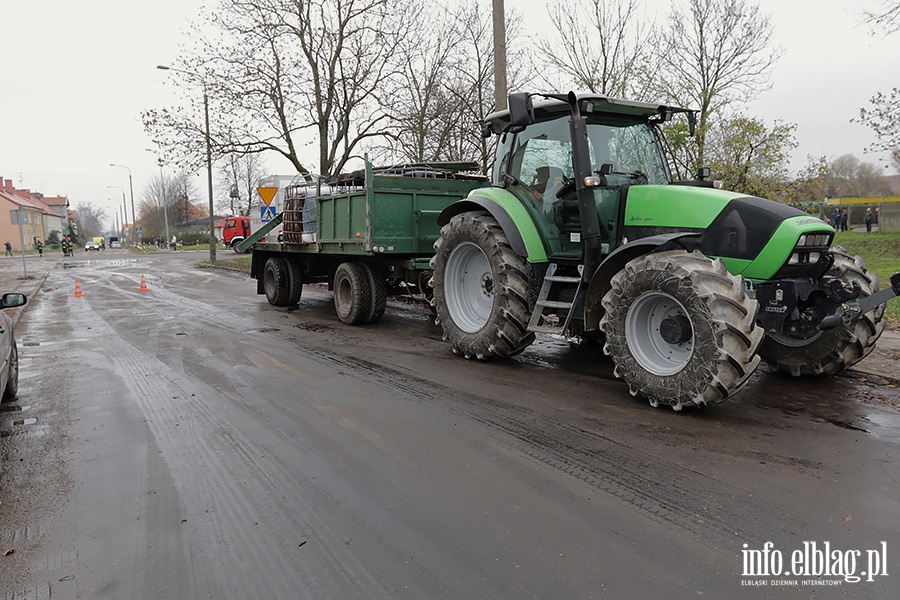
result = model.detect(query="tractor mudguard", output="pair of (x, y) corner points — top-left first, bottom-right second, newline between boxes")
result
(583, 232), (702, 331)
(437, 189), (548, 263)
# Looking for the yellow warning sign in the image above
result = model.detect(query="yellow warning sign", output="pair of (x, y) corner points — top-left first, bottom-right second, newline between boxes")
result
(257, 187), (278, 206)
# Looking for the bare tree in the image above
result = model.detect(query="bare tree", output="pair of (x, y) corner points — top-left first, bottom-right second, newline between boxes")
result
(74, 203), (107, 240)
(221, 153), (267, 215)
(375, 2), (529, 174)
(145, 0), (410, 178)
(655, 0), (783, 169)
(536, 0), (656, 99)
(384, 4), (465, 163)
(856, 88), (900, 169)
(826, 154), (892, 197)
(862, 0), (900, 35)
(139, 170), (195, 238)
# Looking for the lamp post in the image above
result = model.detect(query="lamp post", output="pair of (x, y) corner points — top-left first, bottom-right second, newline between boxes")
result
(107, 185), (127, 238)
(109, 164), (136, 244)
(157, 64), (216, 261)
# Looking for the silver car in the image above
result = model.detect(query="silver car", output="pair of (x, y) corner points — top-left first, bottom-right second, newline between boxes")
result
(0, 293), (27, 399)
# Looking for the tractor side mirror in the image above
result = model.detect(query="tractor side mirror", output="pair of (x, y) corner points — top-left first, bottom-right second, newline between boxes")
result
(598, 163), (613, 176)
(508, 93), (534, 128)
(696, 167), (711, 180)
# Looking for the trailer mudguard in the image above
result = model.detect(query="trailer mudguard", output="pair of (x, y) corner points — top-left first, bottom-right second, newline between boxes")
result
(437, 188), (548, 263)
(582, 232), (702, 331)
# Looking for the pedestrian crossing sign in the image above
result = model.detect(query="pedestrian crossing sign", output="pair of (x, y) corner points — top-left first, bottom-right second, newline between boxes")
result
(261, 205), (277, 222)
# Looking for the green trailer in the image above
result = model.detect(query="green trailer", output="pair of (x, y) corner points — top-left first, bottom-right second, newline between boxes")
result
(249, 162), (485, 324)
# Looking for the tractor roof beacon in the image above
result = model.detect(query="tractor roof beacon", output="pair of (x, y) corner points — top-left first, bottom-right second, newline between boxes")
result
(429, 91), (900, 410)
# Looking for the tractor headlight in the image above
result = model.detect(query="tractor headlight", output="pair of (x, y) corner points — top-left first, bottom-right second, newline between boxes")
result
(795, 232), (832, 248)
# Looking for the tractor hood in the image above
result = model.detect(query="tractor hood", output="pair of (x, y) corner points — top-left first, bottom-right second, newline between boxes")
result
(623, 185), (834, 280)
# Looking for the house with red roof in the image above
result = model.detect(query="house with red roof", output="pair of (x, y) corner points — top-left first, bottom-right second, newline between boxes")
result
(0, 178), (67, 251)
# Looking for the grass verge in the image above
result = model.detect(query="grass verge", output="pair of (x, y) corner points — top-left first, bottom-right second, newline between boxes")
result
(834, 231), (900, 329)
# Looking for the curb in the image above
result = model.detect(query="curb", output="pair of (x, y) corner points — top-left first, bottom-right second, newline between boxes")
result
(7, 271), (48, 328)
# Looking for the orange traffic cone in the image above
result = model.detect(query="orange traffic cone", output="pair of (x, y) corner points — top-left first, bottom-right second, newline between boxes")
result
(73, 279), (84, 297)
(139, 274), (149, 291)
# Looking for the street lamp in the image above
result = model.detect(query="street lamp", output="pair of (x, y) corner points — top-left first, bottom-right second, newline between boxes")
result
(157, 64), (216, 261)
(109, 163), (136, 244)
(107, 185), (127, 238)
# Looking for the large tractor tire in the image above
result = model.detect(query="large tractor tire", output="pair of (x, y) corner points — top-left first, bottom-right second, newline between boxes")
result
(599, 250), (763, 410)
(430, 211), (534, 359)
(758, 247), (885, 376)
(334, 262), (372, 325)
(264, 257), (291, 306)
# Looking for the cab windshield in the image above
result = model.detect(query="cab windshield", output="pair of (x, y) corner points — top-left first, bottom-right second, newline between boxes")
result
(494, 114), (670, 195)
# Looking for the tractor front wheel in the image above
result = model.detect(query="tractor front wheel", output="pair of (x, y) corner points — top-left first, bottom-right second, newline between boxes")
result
(430, 211), (534, 359)
(599, 250), (763, 410)
(758, 247), (885, 376)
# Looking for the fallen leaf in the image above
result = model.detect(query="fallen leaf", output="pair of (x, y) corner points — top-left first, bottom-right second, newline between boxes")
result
(2, 549), (14, 557)
(844, 515), (852, 522)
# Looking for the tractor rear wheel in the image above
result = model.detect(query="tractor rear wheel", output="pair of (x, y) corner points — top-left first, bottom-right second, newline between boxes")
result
(599, 250), (762, 410)
(430, 211), (534, 359)
(758, 247), (885, 376)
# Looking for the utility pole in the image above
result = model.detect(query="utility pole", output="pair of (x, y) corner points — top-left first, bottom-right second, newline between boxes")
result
(492, 0), (507, 110)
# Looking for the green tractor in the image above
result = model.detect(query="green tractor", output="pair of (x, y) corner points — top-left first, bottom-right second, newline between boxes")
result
(430, 92), (899, 410)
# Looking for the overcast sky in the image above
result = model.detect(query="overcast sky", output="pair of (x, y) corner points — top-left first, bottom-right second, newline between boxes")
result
(1, 0), (898, 228)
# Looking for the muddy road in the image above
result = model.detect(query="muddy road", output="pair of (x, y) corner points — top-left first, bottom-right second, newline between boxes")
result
(1, 252), (899, 598)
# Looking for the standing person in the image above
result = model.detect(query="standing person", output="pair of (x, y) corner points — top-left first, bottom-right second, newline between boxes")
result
(832, 207), (839, 227)
(841, 209), (849, 232)
(4, 241), (11, 257)
(874, 207), (879, 226)
(865, 208), (873, 233)
(35, 238), (43, 257)
(170, 234), (177, 251)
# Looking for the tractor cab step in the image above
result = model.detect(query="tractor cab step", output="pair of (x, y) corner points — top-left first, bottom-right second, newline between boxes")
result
(527, 263), (583, 336)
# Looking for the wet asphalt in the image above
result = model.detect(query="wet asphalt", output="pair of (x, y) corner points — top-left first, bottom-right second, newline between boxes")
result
(1, 250), (899, 599)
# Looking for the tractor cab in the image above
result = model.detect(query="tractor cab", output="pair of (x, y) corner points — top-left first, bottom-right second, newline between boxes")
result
(487, 93), (683, 262)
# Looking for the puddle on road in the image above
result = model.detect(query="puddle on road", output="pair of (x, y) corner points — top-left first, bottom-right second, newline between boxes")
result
(862, 411), (900, 441)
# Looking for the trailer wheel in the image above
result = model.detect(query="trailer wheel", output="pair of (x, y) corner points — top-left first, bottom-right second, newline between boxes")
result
(334, 262), (372, 325)
(285, 259), (304, 305)
(264, 257), (291, 306)
(758, 247), (885, 376)
(362, 264), (387, 324)
(430, 211), (534, 359)
(599, 250), (762, 410)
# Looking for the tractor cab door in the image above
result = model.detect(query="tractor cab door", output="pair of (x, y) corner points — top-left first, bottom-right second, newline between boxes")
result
(502, 116), (580, 259)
